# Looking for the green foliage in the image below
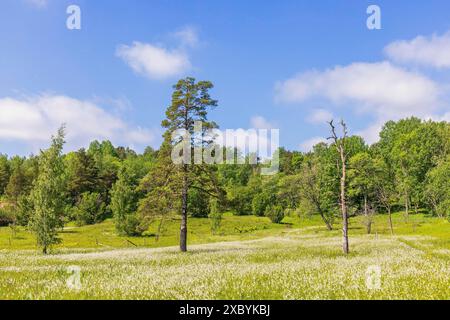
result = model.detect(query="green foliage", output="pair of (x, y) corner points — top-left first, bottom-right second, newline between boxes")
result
(0, 154), (10, 196)
(188, 188), (210, 217)
(65, 149), (99, 203)
(378, 118), (447, 213)
(5, 158), (28, 202)
(15, 195), (33, 226)
(252, 193), (269, 217)
(424, 157), (450, 218)
(278, 147), (303, 174)
(72, 192), (106, 226)
(208, 198), (223, 234)
(264, 204), (284, 224)
(110, 168), (140, 236)
(29, 126), (67, 254)
(87, 140), (121, 207)
(296, 147), (337, 230)
(227, 184), (253, 215)
(0, 206), (15, 227)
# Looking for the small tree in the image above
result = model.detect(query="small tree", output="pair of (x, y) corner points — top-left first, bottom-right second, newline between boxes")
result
(373, 156), (397, 235)
(29, 126), (67, 254)
(72, 192), (106, 226)
(110, 168), (140, 236)
(252, 193), (269, 217)
(348, 152), (377, 234)
(298, 154), (335, 231)
(265, 205), (284, 224)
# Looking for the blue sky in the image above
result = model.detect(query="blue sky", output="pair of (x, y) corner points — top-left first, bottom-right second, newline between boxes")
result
(1, 0), (450, 156)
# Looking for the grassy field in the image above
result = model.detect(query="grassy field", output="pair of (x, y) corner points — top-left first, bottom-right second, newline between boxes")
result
(0, 213), (448, 299)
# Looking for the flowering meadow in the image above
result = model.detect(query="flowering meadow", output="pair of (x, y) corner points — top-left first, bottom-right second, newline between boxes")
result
(0, 214), (448, 300)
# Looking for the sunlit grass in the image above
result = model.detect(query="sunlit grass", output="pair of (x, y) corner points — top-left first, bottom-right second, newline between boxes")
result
(0, 212), (448, 299)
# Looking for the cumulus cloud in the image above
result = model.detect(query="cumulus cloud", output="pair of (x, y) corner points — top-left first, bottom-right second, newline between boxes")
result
(0, 94), (156, 153)
(250, 116), (276, 129)
(276, 62), (441, 119)
(299, 137), (327, 152)
(354, 121), (385, 145)
(276, 60), (449, 148)
(117, 27), (200, 80)
(307, 109), (334, 124)
(117, 42), (190, 80)
(385, 31), (450, 68)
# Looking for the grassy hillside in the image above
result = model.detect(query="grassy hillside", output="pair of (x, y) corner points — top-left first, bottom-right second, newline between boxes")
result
(0, 212), (448, 252)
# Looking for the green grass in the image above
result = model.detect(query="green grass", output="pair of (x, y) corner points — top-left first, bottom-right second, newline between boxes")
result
(0, 213), (292, 251)
(0, 212), (448, 299)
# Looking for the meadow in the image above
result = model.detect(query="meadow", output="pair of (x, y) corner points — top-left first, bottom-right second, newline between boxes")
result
(0, 212), (448, 299)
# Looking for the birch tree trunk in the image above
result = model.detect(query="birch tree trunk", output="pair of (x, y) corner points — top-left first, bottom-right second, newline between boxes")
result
(180, 164), (188, 252)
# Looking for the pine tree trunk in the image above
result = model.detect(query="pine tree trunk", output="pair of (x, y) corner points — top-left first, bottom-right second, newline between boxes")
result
(180, 164), (188, 252)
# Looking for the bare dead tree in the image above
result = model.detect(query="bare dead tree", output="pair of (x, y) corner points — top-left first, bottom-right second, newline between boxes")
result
(328, 120), (349, 254)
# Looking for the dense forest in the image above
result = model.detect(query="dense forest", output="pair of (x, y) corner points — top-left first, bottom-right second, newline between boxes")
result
(0, 78), (449, 254)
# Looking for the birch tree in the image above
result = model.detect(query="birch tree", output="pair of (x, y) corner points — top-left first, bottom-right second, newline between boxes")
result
(29, 126), (67, 254)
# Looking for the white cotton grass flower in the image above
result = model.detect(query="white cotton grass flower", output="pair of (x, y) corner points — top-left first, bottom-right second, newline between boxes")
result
(0, 233), (448, 299)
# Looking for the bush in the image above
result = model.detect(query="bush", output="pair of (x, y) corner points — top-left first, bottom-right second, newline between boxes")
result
(252, 193), (270, 217)
(264, 205), (285, 224)
(437, 199), (450, 221)
(0, 206), (15, 226)
(72, 192), (106, 226)
(116, 214), (141, 236)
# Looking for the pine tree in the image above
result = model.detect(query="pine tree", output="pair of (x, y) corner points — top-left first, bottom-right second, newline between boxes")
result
(140, 77), (221, 252)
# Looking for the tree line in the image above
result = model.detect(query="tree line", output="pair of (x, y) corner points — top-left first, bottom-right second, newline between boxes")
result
(0, 78), (449, 254)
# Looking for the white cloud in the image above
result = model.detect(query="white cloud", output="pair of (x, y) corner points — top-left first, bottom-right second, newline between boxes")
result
(276, 60), (450, 146)
(173, 26), (199, 48)
(299, 137), (327, 152)
(25, 0), (48, 8)
(307, 109), (334, 124)
(439, 112), (450, 122)
(276, 62), (441, 119)
(250, 116), (276, 129)
(0, 94), (156, 153)
(385, 31), (450, 68)
(354, 121), (384, 145)
(117, 42), (191, 80)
